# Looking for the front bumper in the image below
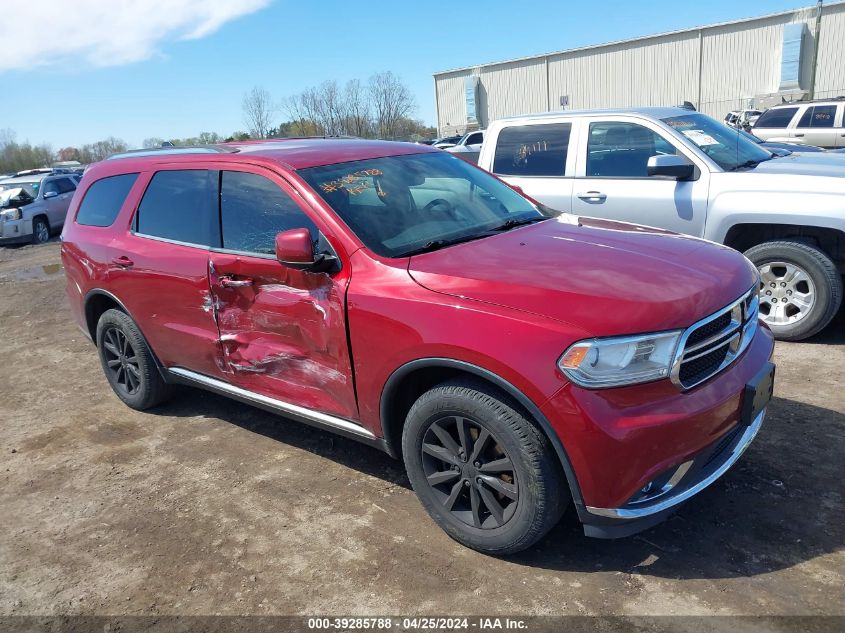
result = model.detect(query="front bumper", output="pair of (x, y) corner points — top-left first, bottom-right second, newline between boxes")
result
(541, 323), (775, 538)
(0, 218), (33, 244)
(582, 407), (765, 538)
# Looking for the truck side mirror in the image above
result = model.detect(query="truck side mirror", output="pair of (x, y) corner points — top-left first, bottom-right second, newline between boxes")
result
(647, 155), (695, 180)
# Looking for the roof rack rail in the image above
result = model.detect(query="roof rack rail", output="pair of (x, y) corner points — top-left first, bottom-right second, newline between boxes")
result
(776, 96), (845, 106)
(13, 168), (54, 177)
(106, 145), (239, 161)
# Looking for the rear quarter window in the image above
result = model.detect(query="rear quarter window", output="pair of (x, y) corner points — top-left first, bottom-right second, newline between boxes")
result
(75, 173), (139, 227)
(754, 107), (798, 129)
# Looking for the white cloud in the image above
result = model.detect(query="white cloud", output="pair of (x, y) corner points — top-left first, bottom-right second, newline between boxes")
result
(0, 0), (271, 72)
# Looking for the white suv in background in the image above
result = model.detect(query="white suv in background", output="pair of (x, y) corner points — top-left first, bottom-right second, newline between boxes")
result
(753, 99), (845, 148)
(477, 107), (845, 341)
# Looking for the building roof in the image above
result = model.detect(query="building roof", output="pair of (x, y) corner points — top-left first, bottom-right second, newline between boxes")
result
(433, 1), (844, 76)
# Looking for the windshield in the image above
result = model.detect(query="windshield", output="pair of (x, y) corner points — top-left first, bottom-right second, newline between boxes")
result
(661, 113), (773, 171)
(0, 180), (40, 198)
(299, 152), (553, 258)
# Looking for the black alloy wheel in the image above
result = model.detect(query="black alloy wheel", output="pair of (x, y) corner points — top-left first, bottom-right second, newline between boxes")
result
(421, 415), (519, 529)
(101, 326), (142, 396)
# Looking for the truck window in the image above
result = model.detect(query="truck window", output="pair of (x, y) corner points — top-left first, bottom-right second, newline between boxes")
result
(492, 123), (571, 177)
(586, 122), (672, 178)
(797, 105), (837, 128)
(754, 107), (798, 128)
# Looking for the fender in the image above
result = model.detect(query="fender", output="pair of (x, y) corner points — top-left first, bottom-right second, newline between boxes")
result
(83, 288), (171, 383)
(380, 357), (587, 519)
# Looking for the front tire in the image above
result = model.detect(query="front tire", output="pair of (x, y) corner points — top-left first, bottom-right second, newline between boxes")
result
(96, 309), (170, 410)
(402, 378), (567, 555)
(745, 240), (842, 341)
(31, 217), (50, 245)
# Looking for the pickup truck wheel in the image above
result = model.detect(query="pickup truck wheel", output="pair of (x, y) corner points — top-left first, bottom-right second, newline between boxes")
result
(745, 240), (843, 341)
(96, 309), (170, 410)
(402, 378), (567, 555)
(31, 217), (50, 244)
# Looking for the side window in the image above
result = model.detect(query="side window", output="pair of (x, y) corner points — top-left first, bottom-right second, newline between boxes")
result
(56, 178), (76, 194)
(42, 179), (59, 196)
(754, 107), (798, 128)
(465, 133), (483, 146)
(797, 107), (813, 128)
(220, 171), (319, 255)
(136, 170), (218, 247)
(76, 173), (138, 227)
(586, 122), (671, 178)
(809, 105), (836, 128)
(492, 123), (572, 177)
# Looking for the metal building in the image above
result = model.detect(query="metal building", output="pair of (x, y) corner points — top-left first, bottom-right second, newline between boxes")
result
(433, 1), (845, 135)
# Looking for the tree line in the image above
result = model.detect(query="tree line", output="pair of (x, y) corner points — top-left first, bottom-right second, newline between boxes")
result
(245, 71), (434, 141)
(1, 71), (433, 174)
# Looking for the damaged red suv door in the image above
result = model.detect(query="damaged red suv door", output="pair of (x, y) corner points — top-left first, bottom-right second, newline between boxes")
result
(207, 168), (357, 419)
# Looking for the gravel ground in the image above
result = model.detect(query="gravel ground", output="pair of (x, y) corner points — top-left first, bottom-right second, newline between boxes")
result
(0, 241), (843, 619)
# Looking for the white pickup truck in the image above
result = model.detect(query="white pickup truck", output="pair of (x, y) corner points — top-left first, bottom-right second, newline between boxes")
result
(477, 107), (845, 341)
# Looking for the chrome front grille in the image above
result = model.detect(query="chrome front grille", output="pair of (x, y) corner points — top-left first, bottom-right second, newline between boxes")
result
(671, 287), (759, 390)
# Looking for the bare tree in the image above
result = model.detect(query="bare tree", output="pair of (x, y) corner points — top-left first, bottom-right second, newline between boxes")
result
(368, 71), (416, 139)
(242, 86), (274, 139)
(344, 79), (372, 137)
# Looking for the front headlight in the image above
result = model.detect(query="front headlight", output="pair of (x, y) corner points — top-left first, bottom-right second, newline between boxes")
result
(558, 331), (682, 388)
(0, 208), (22, 221)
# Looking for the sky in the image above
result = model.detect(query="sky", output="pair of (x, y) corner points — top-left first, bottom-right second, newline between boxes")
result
(0, 0), (815, 149)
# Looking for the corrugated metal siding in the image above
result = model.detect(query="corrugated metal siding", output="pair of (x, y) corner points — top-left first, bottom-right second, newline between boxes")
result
(435, 71), (472, 134)
(480, 59), (547, 125)
(434, 2), (845, 132)
(547, 33), (698, 112)
(814, 3), (845, 99)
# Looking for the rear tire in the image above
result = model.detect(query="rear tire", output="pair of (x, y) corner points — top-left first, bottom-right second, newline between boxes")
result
(402, 378), (567, 555)
(31, 217), (50, 245)
(744, 240), (842, 341)
(96, 309), (170, 410)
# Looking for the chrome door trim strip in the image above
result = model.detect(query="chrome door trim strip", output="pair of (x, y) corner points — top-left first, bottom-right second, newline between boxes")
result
(168, 367), (376, 440)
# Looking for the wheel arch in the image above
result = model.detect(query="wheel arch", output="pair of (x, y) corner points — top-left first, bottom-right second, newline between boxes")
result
(379, 358), (586, 515)
(83, 289), (169, 382)
(721, 223), (845, 270)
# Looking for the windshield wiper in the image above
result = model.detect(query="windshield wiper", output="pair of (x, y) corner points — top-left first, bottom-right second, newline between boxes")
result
(400, 217), (548, 257)
(728, 157), (772, 171)
(488, 216), (547, 231)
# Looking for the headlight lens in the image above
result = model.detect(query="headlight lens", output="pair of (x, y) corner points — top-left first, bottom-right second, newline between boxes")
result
(0, 208), (22, 221)
(558, 331), (682, 388)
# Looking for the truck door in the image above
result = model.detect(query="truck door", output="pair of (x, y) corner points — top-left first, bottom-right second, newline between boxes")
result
(570, 118), (709, 237)
(487, 121), (577, 213)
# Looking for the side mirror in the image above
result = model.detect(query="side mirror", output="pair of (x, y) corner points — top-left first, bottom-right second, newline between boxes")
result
(43, 190), (58, 199)
(647, 155), (695, 180)
(275, 228), (339, 273)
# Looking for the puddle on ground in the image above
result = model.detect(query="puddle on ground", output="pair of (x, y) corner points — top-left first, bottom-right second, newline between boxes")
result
(0, 263), (64, 283)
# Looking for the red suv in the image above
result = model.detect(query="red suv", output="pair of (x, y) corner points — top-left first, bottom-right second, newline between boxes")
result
(62, 140), (775, 554)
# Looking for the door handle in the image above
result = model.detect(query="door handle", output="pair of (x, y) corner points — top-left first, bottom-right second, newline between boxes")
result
(219, 276), (253, 288)
(111, 256), (133, 268)
(794, 133), (804, 137)
(576, 191), (607, 202)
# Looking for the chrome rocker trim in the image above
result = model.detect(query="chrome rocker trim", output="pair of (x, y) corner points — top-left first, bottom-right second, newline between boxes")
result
(586, 408), (765, 519)
(167, 367), (378, 442)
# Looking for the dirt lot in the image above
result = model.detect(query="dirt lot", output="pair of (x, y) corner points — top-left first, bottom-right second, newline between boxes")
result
(0, 241), (843, 618)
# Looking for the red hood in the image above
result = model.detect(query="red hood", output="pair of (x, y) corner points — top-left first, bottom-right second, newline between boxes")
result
(407, 216), (757, 337)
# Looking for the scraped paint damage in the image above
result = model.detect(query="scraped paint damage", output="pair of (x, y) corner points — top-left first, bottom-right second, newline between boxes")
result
(206, 261), (357, 418)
